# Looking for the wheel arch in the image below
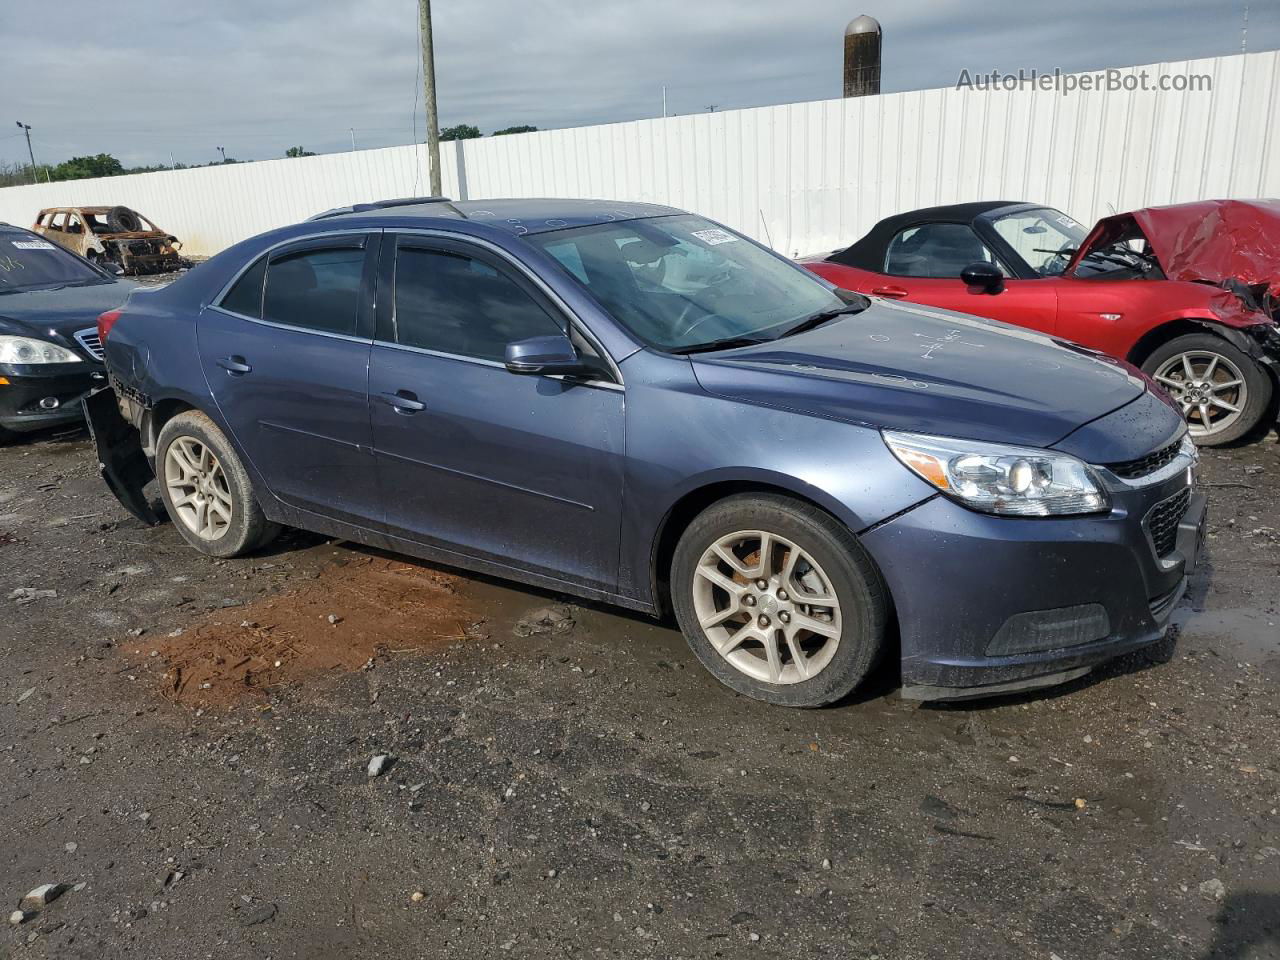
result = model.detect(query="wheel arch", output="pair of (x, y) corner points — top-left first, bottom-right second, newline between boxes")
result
(1125, 318), (1220, 368)
(647, 476), (879, 619)
(141, 396), (198, 457)
(1127, 316), (1276, 375)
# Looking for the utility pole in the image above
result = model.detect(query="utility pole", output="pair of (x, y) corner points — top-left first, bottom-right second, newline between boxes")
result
(217, 145), (226, 163)
(418, 0), (442, 195)
(15, 122), (36, 183)
(662, 86), (668, 118)
(350, 127), (357, 151)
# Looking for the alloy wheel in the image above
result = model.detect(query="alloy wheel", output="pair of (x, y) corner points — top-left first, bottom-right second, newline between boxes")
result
(164, 436), (233, 541)
(1151, 350), (1249, 439)
(690, 530), (842, 685)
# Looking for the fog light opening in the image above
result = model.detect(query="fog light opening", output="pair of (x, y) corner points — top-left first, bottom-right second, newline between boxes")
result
(38, 397), (61, 410)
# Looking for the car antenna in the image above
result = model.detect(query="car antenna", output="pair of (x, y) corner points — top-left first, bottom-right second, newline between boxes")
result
(758, 209), (774, 250)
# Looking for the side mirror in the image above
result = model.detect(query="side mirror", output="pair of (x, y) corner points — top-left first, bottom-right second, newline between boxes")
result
(960, 261), (1004, 294)
(504, 334), (590, 376)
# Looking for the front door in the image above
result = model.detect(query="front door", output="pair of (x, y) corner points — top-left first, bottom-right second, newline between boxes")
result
(368, 234), (624, 593)
(197, 232), (382, 526)
(874, 221), (1058, 336)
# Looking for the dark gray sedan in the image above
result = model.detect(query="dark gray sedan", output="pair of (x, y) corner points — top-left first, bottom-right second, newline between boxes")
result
(87, 198), (1205, 706)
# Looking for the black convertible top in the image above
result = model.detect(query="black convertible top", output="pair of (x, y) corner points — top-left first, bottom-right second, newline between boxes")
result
(827, 200), (1037, 270)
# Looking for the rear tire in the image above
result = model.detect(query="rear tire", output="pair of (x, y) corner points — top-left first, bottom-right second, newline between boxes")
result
(1142, 333), (1272, 446)
(670, 494), (887, 708)
(155, 411), (279, 557)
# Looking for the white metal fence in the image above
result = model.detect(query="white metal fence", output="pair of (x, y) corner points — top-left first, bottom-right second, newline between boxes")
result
(2, 50), (1276, 259)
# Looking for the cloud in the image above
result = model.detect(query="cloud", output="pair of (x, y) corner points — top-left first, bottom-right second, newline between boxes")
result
(1, 0), (1273, 168)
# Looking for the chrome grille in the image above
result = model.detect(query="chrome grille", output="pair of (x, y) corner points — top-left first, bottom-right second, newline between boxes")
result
(74, 328), (104, 361)
(1107, 439), (1181, 480)
(1146, 487), (1191, 558)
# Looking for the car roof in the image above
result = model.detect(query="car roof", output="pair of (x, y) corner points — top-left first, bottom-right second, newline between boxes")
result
(826, 200), (1042, 270)
(317, 197), (686, 237)
(38, 206), (117, 214)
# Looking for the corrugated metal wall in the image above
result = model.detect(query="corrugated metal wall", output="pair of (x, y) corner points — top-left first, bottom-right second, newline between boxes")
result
(2, 50), (1276, 258)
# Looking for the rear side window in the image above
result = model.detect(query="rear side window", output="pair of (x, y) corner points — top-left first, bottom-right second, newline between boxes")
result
(261, 247), (365, 335)
(220, 257), (266, 318)
(393, 245), (564, 361)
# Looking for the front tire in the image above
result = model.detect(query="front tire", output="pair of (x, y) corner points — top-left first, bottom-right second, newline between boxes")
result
(1142, 334), (1272, 446)
(156, 411), (279, 557)
(671, 494), (888, 708)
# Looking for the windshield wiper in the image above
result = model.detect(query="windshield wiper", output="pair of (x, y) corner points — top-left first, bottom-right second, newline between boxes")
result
(777, 297), (870, 339)
(668, 335), (774, 356)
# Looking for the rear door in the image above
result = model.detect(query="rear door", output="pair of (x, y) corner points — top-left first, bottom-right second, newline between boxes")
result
(860, 221), (1059, 335)
(197, 232), (382, 526)
(368, 233), (625, 592)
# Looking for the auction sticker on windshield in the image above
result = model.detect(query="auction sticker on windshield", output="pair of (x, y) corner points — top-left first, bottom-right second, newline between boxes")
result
(692, 228), (738, 245)
(9, 240), (56, 250)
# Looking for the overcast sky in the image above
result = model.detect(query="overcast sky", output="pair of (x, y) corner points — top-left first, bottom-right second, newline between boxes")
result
(2, 0), (1275, 169)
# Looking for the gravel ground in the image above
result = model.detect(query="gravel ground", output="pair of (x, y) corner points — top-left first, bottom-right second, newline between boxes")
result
(1, 425), (1277, 959)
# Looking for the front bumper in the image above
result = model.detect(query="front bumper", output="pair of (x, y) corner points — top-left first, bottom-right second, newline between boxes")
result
(0, 362), (106, 432)
(862, 461), (1206, 701)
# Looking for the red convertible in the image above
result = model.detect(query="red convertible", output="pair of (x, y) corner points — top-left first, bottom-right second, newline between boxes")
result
(802, 199), (1280, 444)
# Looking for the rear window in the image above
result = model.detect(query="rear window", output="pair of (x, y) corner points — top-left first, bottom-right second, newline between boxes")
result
(0, 232), (106, 293)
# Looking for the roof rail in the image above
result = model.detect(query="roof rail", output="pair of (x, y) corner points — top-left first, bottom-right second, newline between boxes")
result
(307, 196), (454, 222)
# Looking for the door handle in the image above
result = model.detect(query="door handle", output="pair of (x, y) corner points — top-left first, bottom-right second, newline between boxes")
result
(378, 390), (425, 414)
(217, 356), (252, 375)
(870, 286), (909, 299)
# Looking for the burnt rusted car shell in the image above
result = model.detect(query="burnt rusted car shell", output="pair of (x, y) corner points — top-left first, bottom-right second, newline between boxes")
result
(34, 206), (190, 276)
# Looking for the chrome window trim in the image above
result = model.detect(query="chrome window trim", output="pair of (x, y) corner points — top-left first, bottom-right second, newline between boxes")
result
(204, 305), (374, 345)
(391, 227), (624, 388)
(208, 225), (624, 387)
(208, 227), (373, 309)
(371, 338), (623, 393)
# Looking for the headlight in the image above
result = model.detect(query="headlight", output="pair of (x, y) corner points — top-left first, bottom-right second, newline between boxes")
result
(883, 430), (1110, 517)
(0, 335), (83, 365)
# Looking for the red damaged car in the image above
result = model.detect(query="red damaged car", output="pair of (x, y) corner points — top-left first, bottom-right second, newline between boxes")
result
(803, 199), (1280, 445)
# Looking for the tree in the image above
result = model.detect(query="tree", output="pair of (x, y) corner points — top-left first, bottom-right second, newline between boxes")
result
(492, 125), (538, 136)
(47, 153), (125, 182)
(439, 124), (481, 141)
(285, 146), (316, 158)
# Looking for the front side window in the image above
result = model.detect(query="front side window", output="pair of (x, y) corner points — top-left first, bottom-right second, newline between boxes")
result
(0, 231), (108, 293)
(990, 208), (1087, 277)
(393, 245), (564, 362)
(260, 247), (365, 335)
(884, 223), (1004, 278)
(529, 215), (842, 351)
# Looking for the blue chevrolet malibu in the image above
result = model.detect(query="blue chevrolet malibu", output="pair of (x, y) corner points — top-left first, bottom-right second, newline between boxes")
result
(88, 197), (1206, 706)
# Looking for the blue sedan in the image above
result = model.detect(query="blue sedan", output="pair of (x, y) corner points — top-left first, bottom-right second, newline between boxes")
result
(87, 197), (1206, 706)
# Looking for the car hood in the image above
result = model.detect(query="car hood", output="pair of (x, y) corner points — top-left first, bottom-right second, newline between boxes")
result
(1070, 199), (1280, 305)
(0, 280), (134, 340)
(690, 299), (1149, 449)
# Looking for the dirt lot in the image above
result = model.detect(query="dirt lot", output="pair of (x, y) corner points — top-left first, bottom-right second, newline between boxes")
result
(1, 425), (1278, 959)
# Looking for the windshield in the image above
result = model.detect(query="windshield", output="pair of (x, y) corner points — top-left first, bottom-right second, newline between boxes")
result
(989, 208), (1088, 277)
(0, 232), (106, 293)
(530, 215), (844, 351)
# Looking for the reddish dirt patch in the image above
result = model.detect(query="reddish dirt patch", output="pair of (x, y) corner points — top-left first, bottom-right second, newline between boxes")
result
(133, 555), (476, 709)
